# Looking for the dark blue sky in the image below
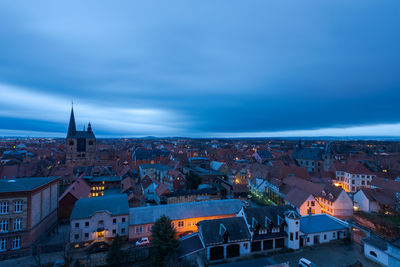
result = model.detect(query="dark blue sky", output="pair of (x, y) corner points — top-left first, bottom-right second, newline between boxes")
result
(0, 1), (400, 137)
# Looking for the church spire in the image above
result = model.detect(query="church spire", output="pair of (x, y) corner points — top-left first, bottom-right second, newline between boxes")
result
(87, 122), (92, 132)
(67, 105), (76, 138)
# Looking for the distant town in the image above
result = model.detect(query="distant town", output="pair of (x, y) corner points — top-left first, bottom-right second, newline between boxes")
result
(0, 107), (399, 267)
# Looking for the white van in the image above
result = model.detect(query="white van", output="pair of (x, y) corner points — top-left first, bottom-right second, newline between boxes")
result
(299, 258), (316, 267)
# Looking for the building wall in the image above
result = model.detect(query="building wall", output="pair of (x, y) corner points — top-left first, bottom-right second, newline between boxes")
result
(302, 229), (348, 246)
(335, 171), (375, 193)
(285, 217), (300, 250)
(70, 212), (129, 244)
(364, 243), (388, 266)
(129, 214), (235, 240)
(386, 243), (400, 267)
(353, 191), (369, 212)
(0, 180), (59, 255)
(299, 195), (322, 216)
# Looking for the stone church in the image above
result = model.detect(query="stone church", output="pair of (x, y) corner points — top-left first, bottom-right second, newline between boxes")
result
(66, 106), (96, 165)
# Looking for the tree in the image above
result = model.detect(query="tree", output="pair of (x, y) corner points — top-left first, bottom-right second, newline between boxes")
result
(186, 171), (202, 190)
(151, 215), (180, 267)
(106, 234), (125, 266)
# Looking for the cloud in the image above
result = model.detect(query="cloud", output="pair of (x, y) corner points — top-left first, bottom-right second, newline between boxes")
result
(0, 1), (399, 137)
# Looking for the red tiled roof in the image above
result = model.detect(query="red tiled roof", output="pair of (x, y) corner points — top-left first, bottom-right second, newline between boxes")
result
(59, 177), (90, 200)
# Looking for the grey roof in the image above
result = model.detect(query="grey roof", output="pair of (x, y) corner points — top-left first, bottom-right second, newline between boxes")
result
(243, 205), (297, 230)
(139, 163), (171, 171)
(129, 199), (243, 225)
(300, 214), (348, 234)
(257, 150), (273, 159)
(0, 177), (59, 193)
(198, 217), (251, 246)
(363, 235), (388, 251)
(292, 147), (324, 161)
(133, 149), (171, 160)
(179, 233), (205, 258)
(70, 194), (129, 220)
(83, 176), (122, 183)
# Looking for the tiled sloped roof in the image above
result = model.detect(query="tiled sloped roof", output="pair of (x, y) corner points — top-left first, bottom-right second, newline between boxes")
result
(59, 177), (90, 200)
(285, 187), (312, 208)
(198, 217), (251, 246)
(129, 199), (243, 225)
(243, 205), (297, 229)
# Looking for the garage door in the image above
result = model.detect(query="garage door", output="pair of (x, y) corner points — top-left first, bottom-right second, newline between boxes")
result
(251, 241), (261, 252)
(275, 238), (285, 248)
(263, 239), (273, 250)
(226, 244), (240, 258)
(209, 246), (224, 261)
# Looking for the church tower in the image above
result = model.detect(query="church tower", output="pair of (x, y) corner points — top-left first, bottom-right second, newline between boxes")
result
(66, 106), (96, 165)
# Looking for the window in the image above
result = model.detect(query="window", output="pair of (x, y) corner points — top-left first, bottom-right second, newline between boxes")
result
(74, 234), (79, 239)
(369, 251), (377, 257)
(0, 238), (6, 251)
(333, 232), (336, 238)
(0, 202), (9, 214)
(14, 218), (22, 231)
(14, 201), (22, 213)
(112, 229), (116, 235)
(122, 217), (126, 223)
(84, 233), (89, 238)
(311, 201), (315, 207)
(324, 234), (327, 240)
(69, 141), (74, 146)
(307, 237), (310, 242)
(75, 222), (79, 228)
(243, 243), (248, 249)
(136, 226), (143, 233)
(178, 221), (184, 227)
(89, 140), (94, 145)
(121, 228), (126, 233)
(0, 220), (9, 232)
(296, 232), (298, 240)
(98, 220), (104, 226)
(113, 218), (117, 224)
(12, 236), (21, 250)
(85, 221), (89, 227)
(290, 232), (293, 241)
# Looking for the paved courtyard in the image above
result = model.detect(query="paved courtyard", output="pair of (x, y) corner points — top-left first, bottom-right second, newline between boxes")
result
(217, 242), (379, 267)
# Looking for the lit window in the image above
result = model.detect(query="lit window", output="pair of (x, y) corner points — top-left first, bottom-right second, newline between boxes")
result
(12, 236), (21, 250)
(14, 218), (22, 231)
(14, 201), (22, 213)
(178, 221), (184, 227)
(0, 202), (9, 214)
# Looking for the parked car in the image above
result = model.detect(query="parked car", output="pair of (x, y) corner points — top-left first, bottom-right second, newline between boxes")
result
(242, 200), (250, 207)
(299, 258), (316, 267)
(136, 237), (150, 247)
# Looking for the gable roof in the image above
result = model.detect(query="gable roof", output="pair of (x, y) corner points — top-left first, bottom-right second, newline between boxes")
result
(129, 199), (243, 225)
(59, 177), (90, 200)
(285, 187), (313, 208)
(70, 194), (129, 220)
(199, 217), (251, 246)
(243, 205), (297, 230)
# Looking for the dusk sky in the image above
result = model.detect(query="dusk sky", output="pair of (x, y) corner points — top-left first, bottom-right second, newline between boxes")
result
(0, 1), (399, 138)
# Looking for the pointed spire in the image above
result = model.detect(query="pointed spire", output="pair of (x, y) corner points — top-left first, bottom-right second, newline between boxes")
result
(67, 104), (76, 138)
(87, 122), (92, 132)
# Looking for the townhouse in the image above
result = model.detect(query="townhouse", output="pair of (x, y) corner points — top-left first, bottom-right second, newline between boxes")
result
(69, 194), (129, 247)
(334, 160), (376, 193)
